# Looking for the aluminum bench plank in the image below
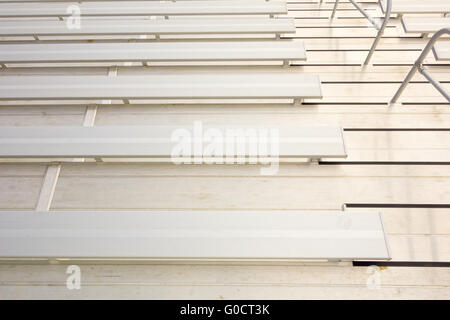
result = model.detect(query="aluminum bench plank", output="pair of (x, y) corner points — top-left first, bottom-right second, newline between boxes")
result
(0, 211), (391, 261)
(401, 17), (450, 33)
(381, 0), (450, 14)
(0, 126), (347, 159)
(4, 0), (225, 1)
(0, 1), (288, 18)
(0, 41), (306, 64)
(0, 73), (322, 101)
(0, 18), (295, 37)
(433, 42), (450, 61)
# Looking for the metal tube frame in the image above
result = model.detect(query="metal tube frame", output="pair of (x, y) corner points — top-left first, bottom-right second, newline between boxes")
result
(330, 0), (392, 65)
(391, 28), (450, 104)
(348, 0), (381, 29)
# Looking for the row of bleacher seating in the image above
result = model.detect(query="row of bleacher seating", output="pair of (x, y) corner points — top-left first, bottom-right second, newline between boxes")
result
(330, 0), (450, 65)
(0, 210), (391, 261)
(402, 17), (450, 35)
(433, 42), (450, 61)
(0, 18), (295, 40)
(0, 0), (287, 17)
(0, 41), (306, 66)
(0, 72), (322, 103)
(400, 16), (449, 65)
(0, 125), (346, 161)
(1, 0), (448, 17)
(0, 0), (392, 263)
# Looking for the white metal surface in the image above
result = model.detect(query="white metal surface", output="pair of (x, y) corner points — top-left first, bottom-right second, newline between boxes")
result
(0, 126), (347, 159)
(0, 211), (391, 261)
(0, 1), (288, 17)
(0, 41), (306, 64)
(433, 42), (450, 61)
(401, 17), (450, 33)
(0, 0), (197, 1)
(0, 0), (447, 301)
(0, 73), (322, 101)
(381, 0), (450, 14)
(0, 18), (295, 37)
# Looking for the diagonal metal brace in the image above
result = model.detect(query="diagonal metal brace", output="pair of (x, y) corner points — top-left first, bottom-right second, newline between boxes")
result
(391, 28), (450, 104)
(331, 0), (392, 65)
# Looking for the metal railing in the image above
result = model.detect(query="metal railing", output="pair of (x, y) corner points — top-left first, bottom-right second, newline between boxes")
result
(329, 0), (392, 65)
(391, 28), (450, 104)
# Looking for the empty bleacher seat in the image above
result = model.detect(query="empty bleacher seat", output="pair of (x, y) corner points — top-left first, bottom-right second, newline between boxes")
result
(0, 211), (391, 261)
(401, 17), (450, 34)
(433, 42), (450, 61)
(0, 1), (288, 18)
(0, 73), (322, 103)
(0, 41), (306, 65)
(0, 125), (347, 160)
(0, 18), (296, 40)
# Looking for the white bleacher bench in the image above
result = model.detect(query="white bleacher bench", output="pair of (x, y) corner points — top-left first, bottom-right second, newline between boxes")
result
(401, 17), (450, 36)
(381, 0), (450, 16)
(330, 0), (394, 65)
(0, 41), (306, 66)
(0, 18), (296, 40)
(0, 211), (391, 262)
(0, 1), (287, 18)
(1, 0), (234, 1)
(433, 42), (450, 61)
(0, 73), (322, 104)
(0, 126), (347, 160)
